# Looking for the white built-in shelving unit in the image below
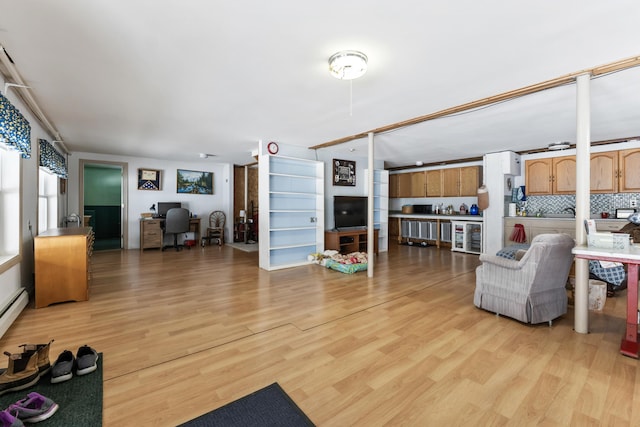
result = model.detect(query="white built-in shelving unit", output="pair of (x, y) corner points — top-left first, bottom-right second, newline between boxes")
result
(259, 154), (324, 270)
(365, 169), (389, 252)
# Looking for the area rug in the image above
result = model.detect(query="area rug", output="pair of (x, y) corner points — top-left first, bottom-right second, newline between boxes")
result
(226, 242), (259, 253)
(179, 382), (314, 427)
(0, 353), (103, 426)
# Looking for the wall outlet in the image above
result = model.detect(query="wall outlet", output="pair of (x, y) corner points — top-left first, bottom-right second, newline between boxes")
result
(631, 199), (638, 208)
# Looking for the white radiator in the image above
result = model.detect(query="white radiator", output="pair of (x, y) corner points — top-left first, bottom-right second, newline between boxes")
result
(0, 288), (28, 338)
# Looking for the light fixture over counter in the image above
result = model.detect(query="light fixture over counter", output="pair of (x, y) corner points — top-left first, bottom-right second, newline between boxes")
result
(328, 50), (368, 80)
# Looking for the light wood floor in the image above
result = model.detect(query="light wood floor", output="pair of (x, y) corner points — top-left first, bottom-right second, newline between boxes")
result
(1, 244), (638, 426)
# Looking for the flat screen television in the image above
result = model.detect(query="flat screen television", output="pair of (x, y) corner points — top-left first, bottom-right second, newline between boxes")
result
(334, 196), (367, 230)
(157, 202), (182, 218)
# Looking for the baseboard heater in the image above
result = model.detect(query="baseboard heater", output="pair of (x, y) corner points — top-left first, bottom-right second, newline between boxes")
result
(0, 288), (28, 339)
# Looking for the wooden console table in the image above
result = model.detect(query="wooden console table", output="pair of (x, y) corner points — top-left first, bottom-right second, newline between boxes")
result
(572, 245), (640, 358)
(34, 227), (94, 308)
(325, 229), (378, 255)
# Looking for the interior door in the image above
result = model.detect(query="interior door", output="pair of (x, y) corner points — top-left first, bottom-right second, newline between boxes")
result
(80, 160), (128, 250)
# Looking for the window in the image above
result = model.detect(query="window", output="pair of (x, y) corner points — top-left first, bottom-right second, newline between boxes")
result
(0, 146), (21, 269)
(38, 169), (58, 232)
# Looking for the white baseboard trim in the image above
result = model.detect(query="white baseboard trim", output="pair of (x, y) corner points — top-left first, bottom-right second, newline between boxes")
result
(0, 288), (28, 339)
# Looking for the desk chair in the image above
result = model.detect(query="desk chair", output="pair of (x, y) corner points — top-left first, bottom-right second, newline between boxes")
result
(162, 208), (190, 251)
(203, 210), (225, 246)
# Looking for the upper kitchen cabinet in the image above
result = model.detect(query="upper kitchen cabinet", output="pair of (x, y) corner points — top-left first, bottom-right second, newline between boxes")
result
(527, 148), (640, 196)
(395, 171), (425, 197)
(442, 166), (482, 197)
(410, 171), (426, 197)
(459, 166), (482, 196)
(389, 173), (399, 198)
(619, 149), (640, 192)
(590, 151), (618, 193)
(425, 170), (442, 197)
(552, 156), (576, 194)
(525, 156), (575, 195)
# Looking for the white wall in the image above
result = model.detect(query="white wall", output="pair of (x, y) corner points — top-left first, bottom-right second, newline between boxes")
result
(0, 72), (51, 301)
(67, 152), (233, 249)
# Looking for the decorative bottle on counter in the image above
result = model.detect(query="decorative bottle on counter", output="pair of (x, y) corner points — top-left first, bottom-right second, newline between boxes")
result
(470, 204), (479, 215)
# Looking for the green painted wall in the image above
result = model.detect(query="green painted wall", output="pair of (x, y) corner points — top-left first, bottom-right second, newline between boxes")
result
(84, 166), (121, 205)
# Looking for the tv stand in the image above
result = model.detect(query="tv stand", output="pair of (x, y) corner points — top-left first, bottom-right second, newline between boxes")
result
(325, 229), (378, 255)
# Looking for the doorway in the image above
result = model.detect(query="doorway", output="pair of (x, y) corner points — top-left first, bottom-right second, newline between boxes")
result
(79, 160), (128, 250)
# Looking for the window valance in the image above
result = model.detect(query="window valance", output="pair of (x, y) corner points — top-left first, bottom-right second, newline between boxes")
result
(0, 92), (31, 158)
(39, 139), (67, 178)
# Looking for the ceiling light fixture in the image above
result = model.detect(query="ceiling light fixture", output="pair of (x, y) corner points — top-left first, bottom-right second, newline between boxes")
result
(548, 141), (571, 151)
(328, 50), (368, 80)
(199, 153), (216, 159)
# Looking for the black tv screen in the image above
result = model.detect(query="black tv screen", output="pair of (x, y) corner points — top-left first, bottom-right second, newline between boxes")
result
(334, 196), (367, 230)
(157, 202), (181, 217)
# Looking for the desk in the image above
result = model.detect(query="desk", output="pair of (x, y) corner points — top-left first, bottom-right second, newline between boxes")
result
(572, 245), (640, 358)
(140, 217), (201, 250)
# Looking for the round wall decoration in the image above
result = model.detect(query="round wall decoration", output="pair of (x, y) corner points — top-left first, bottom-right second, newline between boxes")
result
(267, 142), (279, 155)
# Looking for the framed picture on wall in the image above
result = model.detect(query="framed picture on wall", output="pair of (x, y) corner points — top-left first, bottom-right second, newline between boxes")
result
(177, 169), (214, 194)
(138, 168), (161, 190)
(333, 159), (356, 186)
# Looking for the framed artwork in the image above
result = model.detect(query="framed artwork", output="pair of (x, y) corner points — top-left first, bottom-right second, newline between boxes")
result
(177, 169), (214, 194)
(333, 159), (356, 186)
(138, 168), (161, 190)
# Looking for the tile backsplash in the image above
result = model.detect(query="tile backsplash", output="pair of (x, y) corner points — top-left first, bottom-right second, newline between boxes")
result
(521, 193), (640, 216)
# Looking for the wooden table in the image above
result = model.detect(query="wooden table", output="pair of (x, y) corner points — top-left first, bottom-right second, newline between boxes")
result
(572, 245), (640, 358)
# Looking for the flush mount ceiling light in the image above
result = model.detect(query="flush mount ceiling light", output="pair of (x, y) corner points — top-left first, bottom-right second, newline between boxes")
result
(199, 153), (216, 158)
(328, 50), (368, 80)
(548, 141), (571, 151)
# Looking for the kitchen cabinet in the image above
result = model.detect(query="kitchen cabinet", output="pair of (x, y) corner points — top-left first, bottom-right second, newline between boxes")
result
(389, 174), (399, 198)
(459, 166), (482, 196)
(442, 166), (481, 197)
(619, 149), (640, 192)
(552, 156), (576, 194)
(410, 171), (426, 197)
(396, 171), (426, 197)
(590, 151), (618, 193)
(425, 170), (442, 196)
(34, 227), (94, 308)
(442, 168), (459, 196)
(525, 156), (575, 195)
(397, 173), (413, 198)
(527, 148), (640, 195)
(393, 165), (481, 198)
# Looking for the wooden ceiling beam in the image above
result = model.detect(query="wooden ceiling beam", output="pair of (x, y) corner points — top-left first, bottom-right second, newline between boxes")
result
(310, 55), (640, 151)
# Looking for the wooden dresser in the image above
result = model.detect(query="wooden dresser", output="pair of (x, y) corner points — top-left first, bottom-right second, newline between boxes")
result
(140, 219), (163, 250)
(34, 227), (94, 309)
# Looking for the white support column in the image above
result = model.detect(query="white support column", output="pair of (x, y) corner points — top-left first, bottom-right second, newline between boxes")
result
(574, 72), (591, 334)
(367, 132), (375, 277)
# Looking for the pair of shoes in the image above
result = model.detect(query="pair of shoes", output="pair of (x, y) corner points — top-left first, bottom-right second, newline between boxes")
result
(6, 392), (58, 424)
(0, 341), (54, 396)
(0, 410), (23, 427)
(50, 345), (98, 384)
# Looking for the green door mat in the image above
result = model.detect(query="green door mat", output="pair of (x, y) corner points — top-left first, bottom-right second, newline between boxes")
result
(0, 353), (103, 426)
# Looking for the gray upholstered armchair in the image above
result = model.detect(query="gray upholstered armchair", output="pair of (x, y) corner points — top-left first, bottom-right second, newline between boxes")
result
(474, 233), (575, 325)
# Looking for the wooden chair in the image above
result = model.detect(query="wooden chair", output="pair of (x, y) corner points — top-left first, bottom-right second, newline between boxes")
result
(202, 211), (225, 246)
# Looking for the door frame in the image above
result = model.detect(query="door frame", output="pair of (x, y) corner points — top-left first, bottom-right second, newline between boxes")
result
(79, 159), (128, 249)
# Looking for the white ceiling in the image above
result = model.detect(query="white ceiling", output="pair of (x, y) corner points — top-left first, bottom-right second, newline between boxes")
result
(0, 1), (639, 168)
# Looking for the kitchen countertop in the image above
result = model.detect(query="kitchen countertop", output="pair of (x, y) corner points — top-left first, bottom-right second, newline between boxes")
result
(504, 216), (628, 222)
(389, 211), (483, 221)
